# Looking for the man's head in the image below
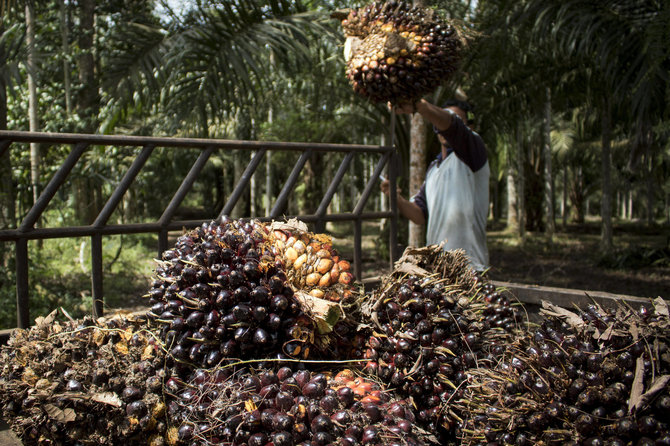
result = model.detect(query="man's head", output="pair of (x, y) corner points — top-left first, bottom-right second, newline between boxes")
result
(442, 99), (474, 126)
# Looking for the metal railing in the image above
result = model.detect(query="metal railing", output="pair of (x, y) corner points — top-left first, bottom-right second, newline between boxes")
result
(0, 130), (399, 329)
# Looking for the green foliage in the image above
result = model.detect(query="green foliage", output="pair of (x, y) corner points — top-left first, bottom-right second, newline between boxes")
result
(599, 245), (670, 270)
(0, 234), (156, 330)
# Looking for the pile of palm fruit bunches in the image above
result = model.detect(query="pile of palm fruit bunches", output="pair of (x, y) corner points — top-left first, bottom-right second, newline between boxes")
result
(0, 217), (668, 445)
(335, 1), (463, 104)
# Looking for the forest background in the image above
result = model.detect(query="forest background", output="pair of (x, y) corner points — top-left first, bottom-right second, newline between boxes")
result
(0, 0), (668, 329)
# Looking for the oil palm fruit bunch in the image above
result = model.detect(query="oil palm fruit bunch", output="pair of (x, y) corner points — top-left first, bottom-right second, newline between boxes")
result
(146, 218), (323, 369)
(270, 221), (356, 303)
(359, 247), (523, 441)
(337, 1), (463, 104)
(0, 310), (168, 446)
(164, 365), (434, 446)
(456, 298), (670, 446)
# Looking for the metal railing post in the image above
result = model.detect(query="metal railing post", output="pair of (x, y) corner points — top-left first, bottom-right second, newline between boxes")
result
(91, 233), (104, 317)
(15, 239), (29, 328)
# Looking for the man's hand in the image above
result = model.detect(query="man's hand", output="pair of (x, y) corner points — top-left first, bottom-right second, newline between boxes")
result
(388, 100), (419, 115)
(380, 178), (400, 196)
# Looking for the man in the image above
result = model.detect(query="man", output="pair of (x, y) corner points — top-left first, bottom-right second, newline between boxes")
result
(381, 98), (490, 271)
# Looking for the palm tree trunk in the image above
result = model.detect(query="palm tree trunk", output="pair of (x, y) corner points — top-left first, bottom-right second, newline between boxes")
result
(543, 87), (555, 240)
(600, 96), (614, 253)
(408, 112), (426, 247)
(562, 166), (568, 229)
(265, 107), (273, 217)
(0, 25), (16, 248)
(516, 121), (526, 240)
(506, 167), (518, 231)
(74, 0), (101, 224)
(645, 148), (654, 227)
(408, 0), (427, 248)
(26, 1), (40, 210)
(60, 0), (72, 115)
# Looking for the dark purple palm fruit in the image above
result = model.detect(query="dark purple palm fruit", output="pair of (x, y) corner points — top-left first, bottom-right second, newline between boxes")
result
(338, 1), (463, 105)
(145, 218), (323, 370)
(454, 297), (670, 446)
(171, 366), (432, 446)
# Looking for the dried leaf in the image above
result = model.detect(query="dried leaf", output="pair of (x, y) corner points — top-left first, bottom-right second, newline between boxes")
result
(653, 297), (669, 318)
(271, 219), (309, 233)
(60, 307), (75, 322)
(394, 262), (430, 277)
(141, 344), (155, 361)
(633, 375), (670, 412)
(540, 301), (585, 328)
(628, 356), (645, 413)
(630, 323), (640, 341)
(91, 392), (123, 407)
(114, 340), (129, 355)
(35, 309), (58, 329)
(93, 328), (107, 346)
(44, 404), (76, 422)
(597, 323), (615, 341)
(120, 327), (133, 342)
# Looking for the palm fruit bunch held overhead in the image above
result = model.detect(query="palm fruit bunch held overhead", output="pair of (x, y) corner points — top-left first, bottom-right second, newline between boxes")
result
(337, 1), (463, 104)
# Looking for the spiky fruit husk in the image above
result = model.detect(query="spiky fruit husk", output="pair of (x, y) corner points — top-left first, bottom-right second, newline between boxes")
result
(0, 310), (168, 445)
(340, 1), (463, 104)
(358, 246), (524, 440)
(455, 298), (670, 445)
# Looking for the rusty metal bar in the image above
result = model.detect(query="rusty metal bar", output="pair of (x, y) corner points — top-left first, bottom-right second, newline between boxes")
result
(270, 150), (313, 218)
(354, 219), (362, 280)
(94, 144), (155, 227)
(314, 152), (355, 233)
(0, 139), (11, 159)
(15, 238), (29, 328)
(1, 130), (399, 336)
(0, 130), (389, 153)
(158, 229), (169, 258)
(220, 149), (267, 218)
(0, 211), (395, 241)
(353, 152), (391, 216)
(91, 233), (104, 317)
(19, 142), (89, 232)
(159, 146), (215, 226)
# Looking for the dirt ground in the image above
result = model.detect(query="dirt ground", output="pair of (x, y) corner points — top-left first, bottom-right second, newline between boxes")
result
(484, 222), (670, 300)
(352, 220), (670, 301)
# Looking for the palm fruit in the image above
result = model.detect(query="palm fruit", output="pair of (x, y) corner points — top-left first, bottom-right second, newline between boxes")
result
(338, 1), (463, 104)
(455, 298), (670, 445)
(0, 310), (168, 446)
(165, 366), (434, 446)
(270, 220), (355, 303)
(359, 246), (524, 441)
(146, 218), (321, 369)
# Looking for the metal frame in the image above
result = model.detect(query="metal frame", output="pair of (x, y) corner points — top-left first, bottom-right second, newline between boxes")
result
(0, 130), (399, 329)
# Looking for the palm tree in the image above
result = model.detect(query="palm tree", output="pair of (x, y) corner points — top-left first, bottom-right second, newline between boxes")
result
(520, 0), (670, 252)
(0, 19), (24, 234)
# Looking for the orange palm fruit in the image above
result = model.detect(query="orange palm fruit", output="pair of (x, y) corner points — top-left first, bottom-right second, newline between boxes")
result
(318, 272), (332, 288)
(316, 258), (334, 275)
(305, 272), (321, 287)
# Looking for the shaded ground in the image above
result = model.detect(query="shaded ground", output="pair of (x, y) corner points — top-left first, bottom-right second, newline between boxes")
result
(344, 220), (670, 301)
(485, 221), (670, 300)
